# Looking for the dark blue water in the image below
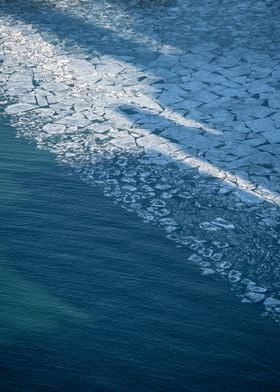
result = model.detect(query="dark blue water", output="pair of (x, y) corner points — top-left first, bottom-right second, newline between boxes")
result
(0, 116), (280, 391)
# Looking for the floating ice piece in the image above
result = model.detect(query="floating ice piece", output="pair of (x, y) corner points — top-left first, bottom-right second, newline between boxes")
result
(228, 270), (242, 283)
(200, 261), (211, 268)
(149, 54), (179, 69)
(180, 236), (202, 246)
(246, 281), (267, 293)
(122, 185), (137, 192)
(224, 143), (258, 157)
(246, 81), (275, 94)
(138, 211), (154, 221)
(244, 106), (275, 119)
(264, 297), (280, 308)
(193, 70), (227, 85)
(245, 292), (266, 303)
(262, 218), (279, 226)
(181, 133), (223, 150)
(199, 222), (219, 231)
(199, 248), (213, 258)
(42, 123), (66, 134)
(178, 191), (193, 199)
(36, 95), (48, 107)
(262, 129), (280, 144)
(201, 268), (215, 276)
(111, 133), (136, 149)
(150, 199), (166, 208)
(165, 225), (177, 233)
(190, 243), (203, 251)
(160, 217), (178, 226)
(159, 91), (184, 105)
(191, 89), (219, 104)
(212, 218), (235, 229)
(211, 253), (222, 262)
(259, 143), (280, 155)
(212, 241), (229, 249)
(249, 150), (274, 166)
(245, 118), (274, 134)
(236, 190), (263, 205)
(188, 254), (203, 264)
(153, 208), (170, 217)
(5, 103), (37, 114)
(57, 113), (90, 128)
(117, 156), (129, 167)
(215, 260), (232, 270)
(155, 183), (172, 190)
(268, 98), (280, 109)
(241, 298), (253, 303)
(161, 192), (174, 199)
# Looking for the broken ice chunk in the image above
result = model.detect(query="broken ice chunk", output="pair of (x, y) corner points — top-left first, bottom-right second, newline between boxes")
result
(57, 113), (90, 128)
(150, 199), (166, 208)
(246, 281), (267, 293)
(211, 253), (222, 262)
(215, 260), (232, 270)
(228, 270), (242, 283)
(188, 254), (203, 264)
(245, 118), (274, 134)
(212, 218), (235, 229)
(212, 241), (229, 249)
(5, 103), (37, 114)
(138, 210), (154, 221)
(245, 292), (266, 303)
(199, 248), (214, 258)
(42, 123), (66, 134)
(264, 297), (280, 308)
(160, 217), (178, 226)
(199, 222), (219, 231)
(201, 268), (215, 276)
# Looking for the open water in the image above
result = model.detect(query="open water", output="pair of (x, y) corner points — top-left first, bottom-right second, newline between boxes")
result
(0, 116), (280, 391)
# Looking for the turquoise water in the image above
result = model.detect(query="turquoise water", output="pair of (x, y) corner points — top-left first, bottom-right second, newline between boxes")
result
(1, 116), (280, 391)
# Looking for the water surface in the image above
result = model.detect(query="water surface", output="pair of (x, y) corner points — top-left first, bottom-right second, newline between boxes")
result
(0, 117), (280, 391)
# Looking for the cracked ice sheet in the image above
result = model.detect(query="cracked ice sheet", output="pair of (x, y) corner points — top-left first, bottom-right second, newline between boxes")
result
(0, 0), (280, 322)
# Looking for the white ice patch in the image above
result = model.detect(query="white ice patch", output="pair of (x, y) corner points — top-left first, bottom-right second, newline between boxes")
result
(43, 123), (66, 134)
